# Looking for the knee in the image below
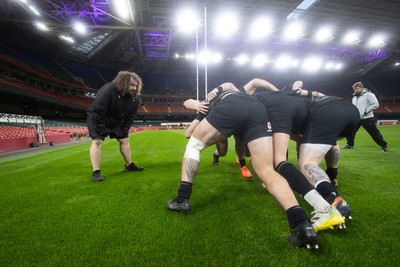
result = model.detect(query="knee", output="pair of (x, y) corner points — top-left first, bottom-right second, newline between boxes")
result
(184, 137), (207, 162)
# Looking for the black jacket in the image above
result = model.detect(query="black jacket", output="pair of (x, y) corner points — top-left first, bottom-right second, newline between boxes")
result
(87, 82), (139, 136)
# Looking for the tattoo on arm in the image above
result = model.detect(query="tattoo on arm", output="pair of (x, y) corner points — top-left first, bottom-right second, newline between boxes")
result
(304, 163), (330, 184)
(185, 159), (199, 183)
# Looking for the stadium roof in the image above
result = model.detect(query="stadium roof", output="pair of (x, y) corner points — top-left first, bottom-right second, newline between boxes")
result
(0, 0), (399, 79)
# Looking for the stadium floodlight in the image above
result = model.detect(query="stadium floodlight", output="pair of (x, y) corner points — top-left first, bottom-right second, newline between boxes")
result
(176, 8), (200, 34)
(367, 34), (386, 48)
(275, 55), (292, 70)
(249, 17), (273, 40)
(72, 21), (88, 35)
(59, 35), (75, 43)
(235, 54), (250, 65)
(28, 4), (40, 16)
(113, 0), (131, 20)
(184, 53), (195, 60)
(35, 22), (48, 31)
(324, 61), (334, 70)
(283, 22), (304, 41)
(334, 62), (343, 70)
(302, 56), (322, 72)
(252, 54), (269, 68)
(342, 31), (361, 45)
(395, 62), (400, 67)
(214, 11), (239, 38)
(198, 51), (223, 65)
(314, 26), (334, 43)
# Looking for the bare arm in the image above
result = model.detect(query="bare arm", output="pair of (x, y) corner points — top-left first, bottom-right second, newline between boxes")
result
(243, 78), (279, 95)
(207, 82), (239, 101)
(182, 99), (209, 114)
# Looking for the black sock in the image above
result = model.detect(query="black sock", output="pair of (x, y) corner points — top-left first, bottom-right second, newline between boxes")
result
(326, 167), (338, 180)
(239, 158), (246, 167)
(93, 170), (101, 174)
(177, 181), (192, 203)
(316, 181), (338, 204)
(286, 205), (308, 229)
(276, 161), (314, 197)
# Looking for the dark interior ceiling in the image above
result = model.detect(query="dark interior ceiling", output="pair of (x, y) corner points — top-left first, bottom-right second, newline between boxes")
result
(0, 0), (399, 81)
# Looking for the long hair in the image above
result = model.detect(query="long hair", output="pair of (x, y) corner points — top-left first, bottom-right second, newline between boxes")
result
(113, 71), (143, 97)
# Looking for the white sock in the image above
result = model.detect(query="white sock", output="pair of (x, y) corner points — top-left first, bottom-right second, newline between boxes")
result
(304, 189), (331, 213)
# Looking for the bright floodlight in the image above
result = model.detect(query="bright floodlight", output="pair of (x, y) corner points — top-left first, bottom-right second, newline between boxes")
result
(302, 56), (322, 72)
(315, 27), (333, 43)
(252, 54), (268, 68)
(342, 31), (360, 45)
(367, 34), (386, 48)
(29, 5), (40, 16)
(334, 62), (343, 70)
(113, 0), (130, 20)
(176, 9), (200, 34)
(73, 21), (88, 34)
(215, 12), (239, 38)
(235, 54), (250, 65)
(275, 55), (292, 70)
(324, 61), (334, 70)
(249, 17), (273, 40)
(35, 22), (48, 31)
(198, 51), (223, 65)
(283, 22), (304, 41)
(185, 53), (195, 60)
(59, 35), (75, 43)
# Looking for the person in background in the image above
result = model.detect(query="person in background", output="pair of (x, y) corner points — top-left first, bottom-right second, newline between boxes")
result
(344, 81), (389, 152)
(87, 71), (144, 182)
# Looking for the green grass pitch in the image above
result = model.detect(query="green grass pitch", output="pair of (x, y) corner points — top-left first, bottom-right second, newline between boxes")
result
(0, 125), (399, 266)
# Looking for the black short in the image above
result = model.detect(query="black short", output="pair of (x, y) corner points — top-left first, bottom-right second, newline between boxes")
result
(267, 96), (308, 134)
(205, 94), (272, 144)
(87, 112), (128, 140)
(301, 100), (360, 145)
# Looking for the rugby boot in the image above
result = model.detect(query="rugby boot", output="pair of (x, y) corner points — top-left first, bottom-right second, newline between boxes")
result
(311, 206), (345, 232)
(287, 220), (319, 249)
(125, 162), (144, 172)
(333, 196), (352, 219)
(166, 198), (190, 213)
(240, 166), (253, 178)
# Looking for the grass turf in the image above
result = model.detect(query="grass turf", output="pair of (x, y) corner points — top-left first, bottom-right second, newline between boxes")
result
(0, 125), (399, 266)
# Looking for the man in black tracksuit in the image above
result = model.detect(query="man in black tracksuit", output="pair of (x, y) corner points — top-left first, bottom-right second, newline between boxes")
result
(87, 71), (144, 182)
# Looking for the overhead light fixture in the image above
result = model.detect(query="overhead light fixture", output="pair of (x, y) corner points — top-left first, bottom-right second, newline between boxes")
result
(283, 22), (304, 41)
(176, 8), (200, 34)
(59, 35), (75, 43)
(342, 31), (361, 45)
(28, 5), (40, 16)
(287, 0), (319, 20)
(72, 21), (88, 34)
(302, 56), (322, 72)
(252, 54), (269, 68)
(367, 34), (386, 48)
(249, 17), (273, 40)
(35, 22), (48, 31)
(314, 27), (334, 43)
(113, 0), (130, 20)
(215, 12), (239, 38)
(235, 54), (250, 65)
